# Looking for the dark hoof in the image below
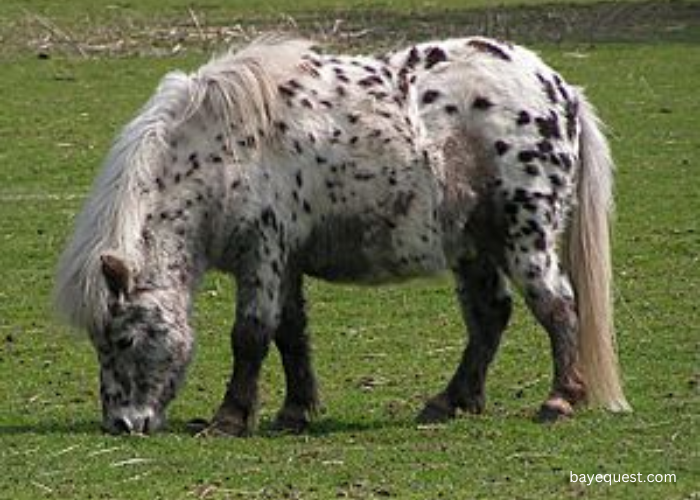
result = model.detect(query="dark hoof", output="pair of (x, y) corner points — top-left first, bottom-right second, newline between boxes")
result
(185, 418), (210, 435)
(197, 409), (255, 437)
(198, 420), (252, 438)
(271, 405), (315, 434)
(416, 395), (456, 424)
(271, 414), (310, 434)
(462, 395), (485, 415)
(537, 397), (574, 423)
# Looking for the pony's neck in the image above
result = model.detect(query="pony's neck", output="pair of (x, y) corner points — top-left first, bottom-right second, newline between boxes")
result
(140, 188), (218, 306)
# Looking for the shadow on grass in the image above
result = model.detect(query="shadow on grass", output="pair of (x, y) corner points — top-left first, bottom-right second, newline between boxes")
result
(0, 416), (407, 438)
(267, 416), (409, 437)
(0, 419), (99, 436)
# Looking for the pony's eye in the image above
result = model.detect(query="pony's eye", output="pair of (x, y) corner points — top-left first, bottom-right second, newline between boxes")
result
(115, 336), (134, 350)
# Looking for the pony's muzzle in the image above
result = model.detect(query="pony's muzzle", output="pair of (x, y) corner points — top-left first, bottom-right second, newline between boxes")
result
(102, 408), (162, 435)
(112, 416), (134, 434)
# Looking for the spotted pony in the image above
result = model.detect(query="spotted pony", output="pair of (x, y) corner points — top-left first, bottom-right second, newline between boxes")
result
(55, 36), (630, 435)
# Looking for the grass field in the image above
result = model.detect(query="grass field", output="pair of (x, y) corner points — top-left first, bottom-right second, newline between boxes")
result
(0, 1), (698, 499)
(0, 0), (660, 19)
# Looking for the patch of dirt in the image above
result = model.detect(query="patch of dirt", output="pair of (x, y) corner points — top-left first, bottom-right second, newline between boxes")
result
(1, 0), (698, 58)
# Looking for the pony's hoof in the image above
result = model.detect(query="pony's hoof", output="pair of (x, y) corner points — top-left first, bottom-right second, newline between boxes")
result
(416, 395), (456, 424)
(271, 403), (316, 434)
(198, 421), (252, 438)
(270, 413), (311, 434)
(462, 395), (485, 415)
(185, 418), (210, 435)
(197, 412), (254, 437)
(537, 397), (574, 423)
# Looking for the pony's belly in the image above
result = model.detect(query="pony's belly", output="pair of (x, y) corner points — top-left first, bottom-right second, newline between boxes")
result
(298, 214), (446, 284)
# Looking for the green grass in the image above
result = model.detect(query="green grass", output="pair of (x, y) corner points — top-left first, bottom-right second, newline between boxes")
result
(0, 1), (698, 499)
(2, 0), (698, 59)
(0, 0), (657, 21)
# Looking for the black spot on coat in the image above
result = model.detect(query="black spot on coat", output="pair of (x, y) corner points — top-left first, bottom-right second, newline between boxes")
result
(535, 112), (562, 140)
(516, 110), (532, 126)
(424, 47), (448, 69)
(467, 39), (512, 61)
(495, 140), (510, 156)
(422, 90), (441, 104)
(472, 97), (493, 110)
(537, 73), (558, 104)
(405, 47), (420, 69)
(444, 104), (459, 115)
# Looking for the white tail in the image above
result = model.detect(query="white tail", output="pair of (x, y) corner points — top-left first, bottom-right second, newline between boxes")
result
(567, 94), (631, 412)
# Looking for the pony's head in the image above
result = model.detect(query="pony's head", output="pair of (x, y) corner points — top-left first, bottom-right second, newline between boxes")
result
(94, 252), (194, 435)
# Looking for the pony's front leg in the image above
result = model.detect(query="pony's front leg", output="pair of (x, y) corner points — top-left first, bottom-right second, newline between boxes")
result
(208, 315), (273, 436)
(207, 271), (283, 437)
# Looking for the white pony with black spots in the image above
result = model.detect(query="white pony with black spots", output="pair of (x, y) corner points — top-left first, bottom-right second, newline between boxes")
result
(56, 36), (630, 435)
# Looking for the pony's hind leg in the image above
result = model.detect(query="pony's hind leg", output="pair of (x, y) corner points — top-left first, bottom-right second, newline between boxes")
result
(506, 230), (586, 421)
(418, 255), (512, 423)
(271, 274), (319, 433)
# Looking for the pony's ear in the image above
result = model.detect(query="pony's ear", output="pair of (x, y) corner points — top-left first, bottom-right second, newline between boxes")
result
(100, 252), (134, 298)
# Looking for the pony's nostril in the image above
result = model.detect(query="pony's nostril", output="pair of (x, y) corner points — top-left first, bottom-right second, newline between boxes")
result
(113, 416), (133, 434)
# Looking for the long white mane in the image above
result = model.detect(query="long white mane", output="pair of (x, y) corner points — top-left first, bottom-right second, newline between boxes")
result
(54, 36), (314, 333)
